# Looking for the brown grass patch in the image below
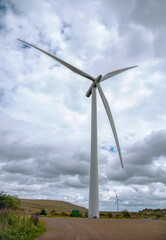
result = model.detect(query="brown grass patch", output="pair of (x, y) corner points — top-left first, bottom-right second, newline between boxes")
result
(20, 199), (87, 214)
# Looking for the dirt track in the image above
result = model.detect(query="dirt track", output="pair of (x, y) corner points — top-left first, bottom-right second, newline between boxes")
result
(35, 217), (166, 240)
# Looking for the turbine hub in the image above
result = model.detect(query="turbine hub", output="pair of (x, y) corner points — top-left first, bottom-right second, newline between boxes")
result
(86, 75), (102, 97)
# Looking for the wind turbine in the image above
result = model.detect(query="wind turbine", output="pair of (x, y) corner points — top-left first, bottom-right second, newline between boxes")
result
(114, 191), (123, 212)
(18, 39), (137, 218)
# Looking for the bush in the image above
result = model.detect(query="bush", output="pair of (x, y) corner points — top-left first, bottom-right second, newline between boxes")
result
(115, 213), (120, 218)
(50, 210), (57, 216)
(31, 214), (39, 225)
(100, 212), (106, 217)
(155, 212), (163, 218)
(121, 210), (130, 218)
(0, 192), (20, 210)
(154, 209), (161, 212)
(84, 211), (88, 218)
(107, 212), (112, 218)
(40, 209), (47, 216)
(61, 211), (69, 216)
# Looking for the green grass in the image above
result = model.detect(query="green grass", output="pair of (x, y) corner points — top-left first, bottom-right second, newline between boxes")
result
(0, 209), (46, 240)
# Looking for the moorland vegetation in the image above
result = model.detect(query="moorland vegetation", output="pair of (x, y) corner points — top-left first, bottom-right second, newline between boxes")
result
(0, 192), (46, 240)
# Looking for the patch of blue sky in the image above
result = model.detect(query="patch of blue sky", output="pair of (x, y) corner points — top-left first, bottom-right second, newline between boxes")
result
(49, 48), (58, 56)
(21, 44), (30, 49)
(100, 145), (115, 153)
(0, 0), (21, 15)
(0, 23), (4, 30)
(61, 22), (71, 41)
(101, 146), (107, 150)
(0, 2), (7, 14)
(48, 44), (61, 56)
(38, 32), (61, 55)
(109, 147), (115, 152)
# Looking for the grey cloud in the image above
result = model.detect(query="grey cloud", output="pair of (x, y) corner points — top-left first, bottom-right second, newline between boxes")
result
(101, 0), (166, 65)
(0, 134), (55, 161)
(63, 176), (87, 188)
(1, 159), (36, 175)
(39, 158), (89, 178)
(131, 0), (166, 31)
(154, 32), (166, 58)
(126, 130), (166, 164)
(0, 112), (90, 185)
(106, 130), (166, 185)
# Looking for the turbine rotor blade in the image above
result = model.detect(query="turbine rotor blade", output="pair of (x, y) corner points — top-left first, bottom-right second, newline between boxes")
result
(114, 191), (118, 199)
(101, 66), (138, 82)
(18, 39), (95, 81)
(114, 200), (118, 206)
(96, 83), (124, 168)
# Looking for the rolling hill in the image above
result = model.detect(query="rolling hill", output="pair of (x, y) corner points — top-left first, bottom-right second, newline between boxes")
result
(20, 199), (87, 213)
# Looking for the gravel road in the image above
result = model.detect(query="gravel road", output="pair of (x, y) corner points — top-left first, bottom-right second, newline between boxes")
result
(35, 217), (166, 240)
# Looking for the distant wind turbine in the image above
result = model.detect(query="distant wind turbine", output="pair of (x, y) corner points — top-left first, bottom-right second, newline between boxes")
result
(114, 191), (123, 212)
(18, 39), (137, 218)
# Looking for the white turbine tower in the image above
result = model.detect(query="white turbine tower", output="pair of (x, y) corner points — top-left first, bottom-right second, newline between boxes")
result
(18, 39), (137, 218)
(114, 191), (123, 212)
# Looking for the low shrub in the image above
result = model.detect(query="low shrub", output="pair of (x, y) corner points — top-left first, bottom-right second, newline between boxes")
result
(61, 211), (69, 216)
(84, 211), (88, 218)
(115, 213), (120, 218)
(155, 212), (163, 218)
(50, 210), (57, 216)
(0, 192), (20, 210)
(107, 212), (112, 218)
(100, 212), (106, 217)
(0, 209), (46, 240)
(154, 209), (161, 212)
(121, 210), (130, 218)
(40, 209), (47, 216)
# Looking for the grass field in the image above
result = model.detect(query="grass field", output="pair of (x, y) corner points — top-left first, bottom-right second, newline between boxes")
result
(20, 199), (87, 214)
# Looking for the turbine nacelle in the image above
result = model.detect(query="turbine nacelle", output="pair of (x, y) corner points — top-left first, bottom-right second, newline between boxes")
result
(86, 75), (102, 97)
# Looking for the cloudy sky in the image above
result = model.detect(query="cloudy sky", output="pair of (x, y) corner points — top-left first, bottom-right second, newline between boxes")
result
(0, 0), (166, 212)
